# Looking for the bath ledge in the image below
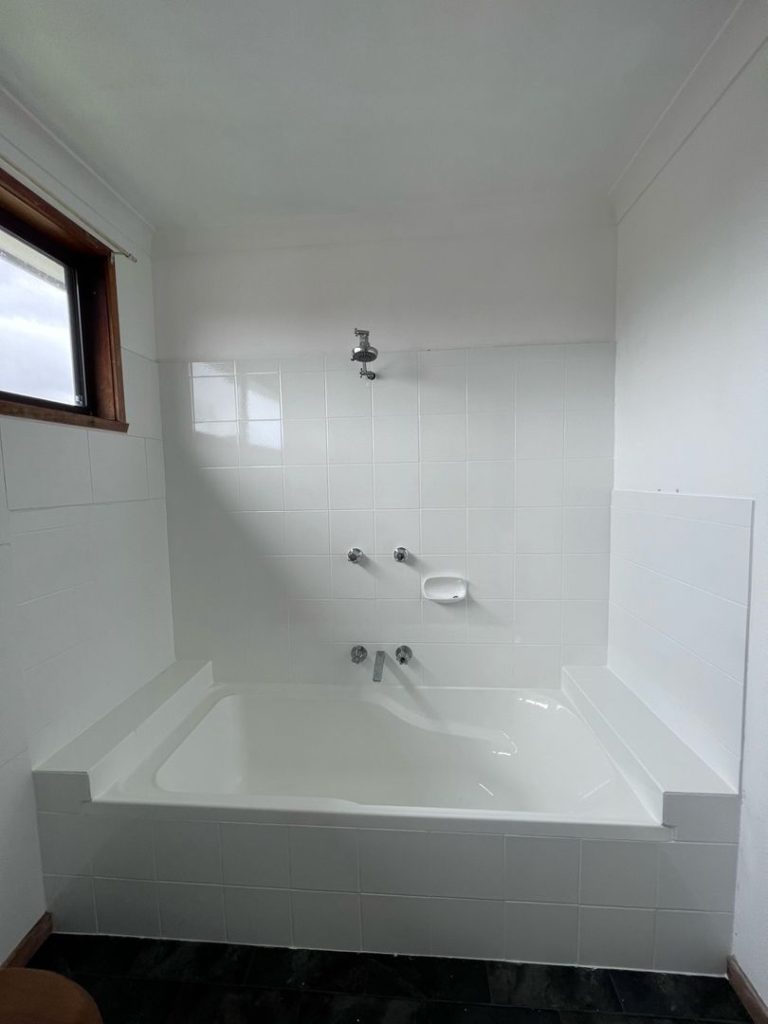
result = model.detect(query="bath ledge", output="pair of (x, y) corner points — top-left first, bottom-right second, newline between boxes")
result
(34, 660), (213, 805)
(563, 665), (740, 842)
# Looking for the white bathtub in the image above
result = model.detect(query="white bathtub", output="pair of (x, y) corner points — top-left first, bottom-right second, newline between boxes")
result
(109, 683), (656, 829)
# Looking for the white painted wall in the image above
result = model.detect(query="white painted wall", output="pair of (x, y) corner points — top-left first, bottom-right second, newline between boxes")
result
(0, 91), (176, 958)
(153, 201), (616, 362)
(613, 32), (768, 999)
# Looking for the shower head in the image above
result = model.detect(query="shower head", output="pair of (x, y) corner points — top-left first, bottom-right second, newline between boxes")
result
(351, 328), (377, 379)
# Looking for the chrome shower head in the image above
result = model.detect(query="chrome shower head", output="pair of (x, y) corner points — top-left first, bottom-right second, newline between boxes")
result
(351, 328), (377, 379)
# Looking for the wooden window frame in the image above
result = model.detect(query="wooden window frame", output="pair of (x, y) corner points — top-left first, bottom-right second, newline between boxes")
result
(0, 166), (128, 432)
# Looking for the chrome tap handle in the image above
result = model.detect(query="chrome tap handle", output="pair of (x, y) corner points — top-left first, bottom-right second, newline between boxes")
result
(395, 645), (413, 665)
(350, 645), (368, 664)
(347, 547), (364, 563)
(393, 546), (408, 562)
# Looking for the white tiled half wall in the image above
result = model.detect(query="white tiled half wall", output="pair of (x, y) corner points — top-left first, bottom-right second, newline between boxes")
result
(608, 491), (753, 788)
(160, 342), (614, 684)
(36, 805), (737, 974)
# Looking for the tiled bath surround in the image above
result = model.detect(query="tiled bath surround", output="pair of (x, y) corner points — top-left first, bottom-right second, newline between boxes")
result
(160, 342), (614, 684)
(36, 804), (737, 974)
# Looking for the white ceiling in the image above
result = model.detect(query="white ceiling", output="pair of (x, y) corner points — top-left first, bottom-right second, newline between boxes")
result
(0, 0), (737, 229)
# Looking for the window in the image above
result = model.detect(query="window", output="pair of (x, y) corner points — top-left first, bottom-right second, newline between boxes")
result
(0, 167), (126, 431)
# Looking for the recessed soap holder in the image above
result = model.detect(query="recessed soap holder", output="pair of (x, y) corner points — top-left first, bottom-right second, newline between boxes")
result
(422, 575), (468, 603)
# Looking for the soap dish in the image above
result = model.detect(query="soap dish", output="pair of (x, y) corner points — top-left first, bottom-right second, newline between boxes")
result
(422, 575), (468, 603)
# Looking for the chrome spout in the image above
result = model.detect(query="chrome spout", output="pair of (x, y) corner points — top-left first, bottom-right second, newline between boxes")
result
(373, 650), (386, 682)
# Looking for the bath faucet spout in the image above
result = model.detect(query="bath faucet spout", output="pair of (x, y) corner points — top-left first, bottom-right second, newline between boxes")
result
(373, 650), (386, 682)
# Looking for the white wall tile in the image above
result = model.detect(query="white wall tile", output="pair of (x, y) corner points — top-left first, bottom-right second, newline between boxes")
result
(291, 891), (361, 951)
(564, 508), (610, 553)
(374, 464), (420, 509)
(467, 415), (515, 461)
(467, 462), (515, 508)
(330, 511), (374, 555)
(505, 902), (578, 964)
(373, 417), (419, 463)
(224, 887), (291, 946)
(192, 376), (237, 421)
(283, 418), (327, 465)
(2, 419), (92, 510)
(90, 433), (149, 503)
(284, 512), (329, 555)
(375, 510), (421, 555)
(579, 907), (655, 969)
(421, 463), (466, 509)
(361, 894), (431, 955)
(468, 509), (514, 554)
(281, 371), (326, 418)
(328, 418), (373, 464)
(563, 555), (609, 600)
(562, 601), (608, 645)
(154, 821), (221, 883)
(239, 421), (282, 466)
(124, 351), (163, 440)
(371, 353), (419, 417)
(91, 818), (155, 880)
(237, 372), (281, 420)
(657, 843), (737, 912)
(419, 362), (467, 416)
(516, 508), (562, 553)
(580, 841), (659, 908)
(515, 555), (562, 600)
(653, 911), (732, 973)
(37, 813), (92, 876)
(467, 555), (515, 599)
(239, 467), (283, 511)
(220, 824), (290, 887)
(44, 874), (96, 933)
(429, 833), (504, 899)
(564, 459), (613, 506)
(94, 878), (160, 936)
(289, 827), (358, 891)
(514, 601), (562, 644)
(158, 882), (225, 941)
(430, 898), (504, 959)
(186, 422), (238, 467)
(505, 838), (579, 903)
(329, 465), (373, 510)
(326, 372), (372, 418)
(421, 510), (466, 554)
(420, 415), (466, 462)
(146, 439), (166, 498)
(284, 466), (328, 510)
(358, 830), (431, 895)
(515, 460), (563, 507)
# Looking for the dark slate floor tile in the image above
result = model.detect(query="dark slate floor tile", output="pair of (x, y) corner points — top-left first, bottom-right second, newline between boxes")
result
(29, 934), (146, 978)
(609, 970), (751, 1022)
(245, 947), (369, 992)
(299, 991), (430, 1023)
(559, 1015), (710, 1024)
(426, 1005), (559, 1023)
(166, 983), (301, 1024)
(487, 963), (621, 1012)
(74, 974), (179, 1024)
(363, 954), (492, 1003)
(128, 938), (252, 985)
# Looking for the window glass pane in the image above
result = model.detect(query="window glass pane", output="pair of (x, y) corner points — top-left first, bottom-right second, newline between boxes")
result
(0, 225), (80, 406)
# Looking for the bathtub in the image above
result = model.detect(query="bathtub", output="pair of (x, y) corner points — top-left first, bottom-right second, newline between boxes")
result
(108, 683), (656, 829)
(35, 663), (740, 970)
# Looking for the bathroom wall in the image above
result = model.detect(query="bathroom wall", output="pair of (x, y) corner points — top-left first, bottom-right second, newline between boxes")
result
(0, 90), (176, 958)
(159, 340), (614, 686)
(612, 16), (768, 1000)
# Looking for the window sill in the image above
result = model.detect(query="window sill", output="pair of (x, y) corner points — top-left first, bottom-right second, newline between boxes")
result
(0, 398), (129, 432)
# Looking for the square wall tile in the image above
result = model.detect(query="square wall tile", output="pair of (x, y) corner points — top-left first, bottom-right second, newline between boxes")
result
(90, 433), (148, 503)
(467, 462), (515, 508)
(579, 907), (655, 969)
(373, 417), (419, 463)
(429, 832), (504, 899)
(515, 555), (562, 600)
(330, 510), (374, 554)
(186, 422), (238, 467)
(283, 418), (327, 465)
(467, 555), (515, 599)
(326, 371), (372, 418)
(91, 817), (155, 880)
(239, 421), (282, 466)
(281, 371), (326, 418)
(224, 887), (291, 946)
(284, 466), (328, 510)
(239, 467), (283, 511)
(505, 837), (579, 903)
(563, 555), (609, 600)
(328, 418), (373, 464)
(44, 875), (96, 933)
(361, 894), (431, 955)
(657, 843), (737, 912)
(419, 362), (467, 415)
(563, 508), (610, 554)
(237, 372), (281, 420)
(329, 465), (373, 509)
(289, 827), (358, 891)
(421, 510), (466, 555)
(467, 415), (515, 461)
(94, 878), (160, 937)
(374, 463), (420, 509)
(420, 415), (466, 462)
(515, 460), (563, 507)
(358, 830), (431, 895)
(291, 891), (361, 951)
(505, 902), (578, 965)
(2, 419), (92, 510)
(431, 898), (504, 960)
(371, 352), (419, 417)
(580, 841), (659, 908)
(468, 509), (515, 554)
(375, 510), (421, 554)
(284, 512), (329, 555)
(37, 813), (92, 876)
(154, 821), (221, 883)
(421, 463), (467, 508)
(516, 508), (562, 554)
(158, 883), (226, 941)
(221, 824), (290, 887)
(192, 376), (237, 421)
(654, 910), (732, 973)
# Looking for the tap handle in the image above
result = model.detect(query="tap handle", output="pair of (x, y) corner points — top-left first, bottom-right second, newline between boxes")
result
(393, 546), (408, 562)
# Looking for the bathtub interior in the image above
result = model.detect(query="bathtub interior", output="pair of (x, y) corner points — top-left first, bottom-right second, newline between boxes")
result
(109, 682), (656, 824)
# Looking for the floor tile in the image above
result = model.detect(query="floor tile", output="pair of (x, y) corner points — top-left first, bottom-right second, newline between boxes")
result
(74, 975), (179, 1024)
(128, 938), (252, 985)
(426, 1006), (559, 1022)
(299, 991), (429, 1022)
(166, 983), (301, 1024)
(246, 947), (368, 992)
(486, 963), (621, 1012)
(364, 954), (491, 1003)
(609, 969), (750, 1021)
(29, 934), (146, 977)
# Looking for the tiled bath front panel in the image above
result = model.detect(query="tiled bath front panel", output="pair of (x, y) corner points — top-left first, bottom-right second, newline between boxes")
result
(38, 810), (737, 973)
(160, 343), (614, 684)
